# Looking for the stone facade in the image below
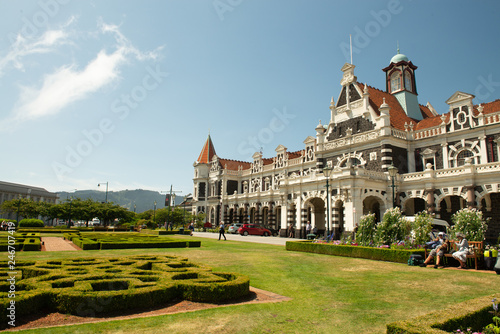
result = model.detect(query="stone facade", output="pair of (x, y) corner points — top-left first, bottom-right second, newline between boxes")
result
(192, 53), (500, 242)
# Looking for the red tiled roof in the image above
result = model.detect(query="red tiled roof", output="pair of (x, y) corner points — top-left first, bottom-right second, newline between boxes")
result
(475, 99), (500, 115)
(197, 135), (216, 164)
(287, 150), (304, 159)
(219, 158), (251, 171)
(419, 104), (434, 118)
(357, 83), (418, 130)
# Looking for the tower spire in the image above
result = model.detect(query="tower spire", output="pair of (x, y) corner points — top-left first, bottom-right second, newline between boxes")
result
(196, 134), (216, 164)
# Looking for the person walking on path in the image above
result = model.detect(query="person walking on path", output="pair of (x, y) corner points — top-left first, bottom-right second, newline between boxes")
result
(306, 221), (312, 235)
(218, 222), (226, 240)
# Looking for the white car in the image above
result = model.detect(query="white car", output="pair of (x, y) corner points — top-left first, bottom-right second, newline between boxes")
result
(228, 223), (243, 234)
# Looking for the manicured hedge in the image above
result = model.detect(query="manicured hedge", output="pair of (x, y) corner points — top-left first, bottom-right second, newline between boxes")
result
(0, 255), (250, 328)
(286, 241), (425, 263)
(22, 238), (41, 251)
(63, 232), (201, 250)
(386, 293), (500, 333)
(0, 233), (41, 252)
(18, 219), (44, 228)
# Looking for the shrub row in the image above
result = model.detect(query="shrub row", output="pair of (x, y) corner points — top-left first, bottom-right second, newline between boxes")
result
(286, 241), (425, 263)
(386, 293), (500, 333)
(0, 255), (250, 328)
(64, 232), (201, 250)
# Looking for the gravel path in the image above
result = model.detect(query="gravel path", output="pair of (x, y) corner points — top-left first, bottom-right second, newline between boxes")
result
(41, 237), (81, 251)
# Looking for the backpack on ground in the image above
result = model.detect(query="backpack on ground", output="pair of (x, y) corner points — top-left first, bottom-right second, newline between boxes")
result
(408, 254), (424, 266)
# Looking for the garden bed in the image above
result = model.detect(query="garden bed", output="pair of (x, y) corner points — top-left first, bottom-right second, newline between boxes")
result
(0, 255), (250, 329)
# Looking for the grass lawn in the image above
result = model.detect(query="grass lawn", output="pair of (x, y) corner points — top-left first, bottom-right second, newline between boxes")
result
(11, 234), (500, 334)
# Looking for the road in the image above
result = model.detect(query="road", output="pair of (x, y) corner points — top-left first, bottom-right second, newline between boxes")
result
(191, 231), (305, 246)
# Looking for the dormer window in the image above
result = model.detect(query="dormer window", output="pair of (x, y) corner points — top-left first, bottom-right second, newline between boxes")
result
(390, 71), (401, 92)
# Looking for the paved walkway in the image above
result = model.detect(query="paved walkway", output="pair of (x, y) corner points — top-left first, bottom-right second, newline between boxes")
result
(42, 237), (81, 251)
(191, 231), (305, 246)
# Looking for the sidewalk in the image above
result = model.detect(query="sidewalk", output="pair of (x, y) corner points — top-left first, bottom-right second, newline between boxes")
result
(42, 237), (81, 251)
(191, 231), (304, 246)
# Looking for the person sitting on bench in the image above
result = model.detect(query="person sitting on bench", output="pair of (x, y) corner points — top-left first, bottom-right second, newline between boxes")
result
(452, 232), (469, 269)
(420, 232), (447, 268)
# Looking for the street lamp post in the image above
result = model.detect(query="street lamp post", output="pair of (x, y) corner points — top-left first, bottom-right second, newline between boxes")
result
(388, 164), (398, 208)
(153, 201), (157, 225)
(67, 197), (73, 229)
(323, 166), (333, 240)
(16, 195), (22, 224)
(98, 182), (108, 203)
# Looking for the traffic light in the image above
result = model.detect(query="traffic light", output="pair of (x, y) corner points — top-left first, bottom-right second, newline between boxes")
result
(165, 194), (171, 207)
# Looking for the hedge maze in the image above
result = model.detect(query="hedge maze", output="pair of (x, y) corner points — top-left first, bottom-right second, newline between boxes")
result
(64, 232), (201, 250)
(0, 255), (250, 328)
(0, 233), (41, 252)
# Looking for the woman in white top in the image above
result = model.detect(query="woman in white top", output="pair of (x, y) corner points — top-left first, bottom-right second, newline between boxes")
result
(452, 232), (469, 269)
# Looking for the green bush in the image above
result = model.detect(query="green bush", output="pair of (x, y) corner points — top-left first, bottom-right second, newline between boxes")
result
(18, 219), (44, 228)
(286, 241), (425, 263)
(387, 293), (500, 334)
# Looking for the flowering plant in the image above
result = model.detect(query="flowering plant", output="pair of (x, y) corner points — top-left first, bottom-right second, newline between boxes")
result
(355, 213), (377, 246)
(483, 298), (500, 334)
(449, 208), (488, 241)
(375, 207), (412, 246)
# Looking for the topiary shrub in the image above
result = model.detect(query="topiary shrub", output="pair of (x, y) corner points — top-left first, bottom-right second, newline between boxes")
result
(18, 219), (44, 228)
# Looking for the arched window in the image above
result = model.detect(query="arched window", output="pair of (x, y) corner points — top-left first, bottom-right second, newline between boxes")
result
(456, 150), (474, 166)
(404, 72), (412, 92)
(390, 71), (402, 93)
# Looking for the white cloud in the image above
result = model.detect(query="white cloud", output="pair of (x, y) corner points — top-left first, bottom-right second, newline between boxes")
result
(15, 49), (124, 120)
(0, 19), (163, 127)
(0, 29), (70, 75)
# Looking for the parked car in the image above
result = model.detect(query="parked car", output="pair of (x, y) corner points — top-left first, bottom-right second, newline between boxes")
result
(228, 223), (243, 234)
(263, 225), (280, 236)
(237, 224), (272, 236)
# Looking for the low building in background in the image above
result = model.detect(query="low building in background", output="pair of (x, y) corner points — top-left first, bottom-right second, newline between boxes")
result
(0, 181), (58, 223)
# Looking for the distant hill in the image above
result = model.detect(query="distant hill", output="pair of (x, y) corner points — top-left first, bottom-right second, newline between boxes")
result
(56, 189), (185, 213)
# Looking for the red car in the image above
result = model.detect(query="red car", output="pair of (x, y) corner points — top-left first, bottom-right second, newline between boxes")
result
(237, 224), (272, 236)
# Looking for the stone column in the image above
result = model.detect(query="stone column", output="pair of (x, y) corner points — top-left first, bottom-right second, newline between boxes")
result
(466, 186), (476, 209)
(243, 204), (249, 224)
(425, 189), (435, 215)
(332, 205), (340, 239)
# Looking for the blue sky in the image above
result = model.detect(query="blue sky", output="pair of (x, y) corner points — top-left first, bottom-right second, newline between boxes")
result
(1, 0), (499, 196)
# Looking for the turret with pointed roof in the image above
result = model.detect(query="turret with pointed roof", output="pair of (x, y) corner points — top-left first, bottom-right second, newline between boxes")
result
(197, 134), (216, 164)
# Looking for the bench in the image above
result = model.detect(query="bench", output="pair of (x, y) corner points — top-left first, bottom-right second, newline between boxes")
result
(426, 241), (484, 270)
